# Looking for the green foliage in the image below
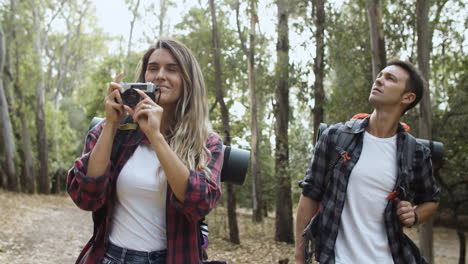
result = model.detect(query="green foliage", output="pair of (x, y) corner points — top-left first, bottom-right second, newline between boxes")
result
(383, 0), (417, 59)
(45, 100), (83, 173)
(325, 1), (374, 123)
(429, 0), (468, 212)
(432, 58), (468, 213)
(80, 54), (123, 123)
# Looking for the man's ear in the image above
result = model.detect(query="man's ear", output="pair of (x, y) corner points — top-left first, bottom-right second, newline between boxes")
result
(402, 92), (416, 105)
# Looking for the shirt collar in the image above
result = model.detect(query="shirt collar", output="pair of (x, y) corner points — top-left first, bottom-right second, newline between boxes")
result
(348, 116), (407, 136)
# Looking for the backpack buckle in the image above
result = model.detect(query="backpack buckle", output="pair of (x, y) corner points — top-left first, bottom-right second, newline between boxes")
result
(340, 151), (351, 163)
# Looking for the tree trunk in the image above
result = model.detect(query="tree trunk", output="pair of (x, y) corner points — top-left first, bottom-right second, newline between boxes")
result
(0, 166), (4, 188)
(235, 0), (263, 222)
(249, 0), (263, 223)
(366, 0), (386, 80)
(3, 2), (18, 190)
(10, 0), (34, 193)
(0, 22), (18, 192)
(274, 0), (293, 244)
(125, 0), (141, 74)
(33, 6), (49, 194)
(19, 114), (34, 193)
(159, 0), (167, 37)
(312, 0), (325, 143)
(209, 0), (239, 244)
(416, 0), (433, 262)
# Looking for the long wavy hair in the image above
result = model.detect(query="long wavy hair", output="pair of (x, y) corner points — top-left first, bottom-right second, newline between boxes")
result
(135, 38), (214, 176)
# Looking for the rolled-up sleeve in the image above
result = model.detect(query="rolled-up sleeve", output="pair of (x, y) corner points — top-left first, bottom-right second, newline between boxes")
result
(412, 144), (441, 205)
(301, 127), (333, 202)
(66, 121), (112, 211)
(170, 133), (224, 221)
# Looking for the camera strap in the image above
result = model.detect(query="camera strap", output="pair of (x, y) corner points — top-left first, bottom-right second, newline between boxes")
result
(119, 123), (138, 130)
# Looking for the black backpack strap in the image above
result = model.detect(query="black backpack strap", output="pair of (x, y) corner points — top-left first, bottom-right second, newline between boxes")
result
(199, 218), (209, 260)
(397, 132), (417, 201)
(323, 119), (361, 187)
(404, 133), (417, 172)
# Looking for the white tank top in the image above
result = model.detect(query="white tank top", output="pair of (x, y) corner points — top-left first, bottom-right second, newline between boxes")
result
(109, 144), (167, 251)
(335, 131), (397, 264)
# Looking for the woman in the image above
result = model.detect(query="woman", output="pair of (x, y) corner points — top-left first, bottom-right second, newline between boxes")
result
(67, 38), (223, 264)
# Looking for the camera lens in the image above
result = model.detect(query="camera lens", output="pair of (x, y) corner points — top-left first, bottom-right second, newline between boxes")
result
(122, 89), (141, 108)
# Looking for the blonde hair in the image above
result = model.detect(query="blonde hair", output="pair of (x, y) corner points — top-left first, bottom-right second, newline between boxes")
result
(136, 38), (213, 176)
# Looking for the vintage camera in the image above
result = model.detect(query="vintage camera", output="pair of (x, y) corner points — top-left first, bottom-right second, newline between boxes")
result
(120, 82), (159, 108)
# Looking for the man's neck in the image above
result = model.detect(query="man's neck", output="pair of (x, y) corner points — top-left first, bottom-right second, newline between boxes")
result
(367, 110), (401, 138)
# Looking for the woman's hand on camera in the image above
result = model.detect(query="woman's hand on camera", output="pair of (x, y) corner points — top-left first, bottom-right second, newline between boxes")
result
(124, 89), (163, 140)
(105, 73), (126, 127)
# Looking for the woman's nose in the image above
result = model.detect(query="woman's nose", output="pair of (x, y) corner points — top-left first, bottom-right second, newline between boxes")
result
(156, 68), (166, 80)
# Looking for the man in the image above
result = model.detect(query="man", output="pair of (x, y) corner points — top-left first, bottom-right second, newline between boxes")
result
(295, 60), (440, 264)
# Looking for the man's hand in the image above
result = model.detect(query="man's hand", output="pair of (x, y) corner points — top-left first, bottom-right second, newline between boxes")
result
(396, 199), (417, 227)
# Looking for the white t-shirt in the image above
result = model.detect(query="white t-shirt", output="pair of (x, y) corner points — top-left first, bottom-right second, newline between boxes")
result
(335, 132), (397, 264)
(109, 144), (167, 251)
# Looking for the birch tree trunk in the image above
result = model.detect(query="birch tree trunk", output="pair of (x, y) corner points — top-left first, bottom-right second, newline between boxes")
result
(312, 0), (325, 143)
(209, 0), (239, 244)
(274, 0), (293, 244)
(0, 22), (18, 192)
(416, 0), (433, 262)
(366, 0), (386, 80)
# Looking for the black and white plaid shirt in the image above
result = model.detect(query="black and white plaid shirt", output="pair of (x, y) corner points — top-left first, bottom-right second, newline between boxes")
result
(301, 117), (440, 264)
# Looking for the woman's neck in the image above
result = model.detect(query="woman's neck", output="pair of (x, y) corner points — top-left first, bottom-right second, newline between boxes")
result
(160, 104), (176, 135)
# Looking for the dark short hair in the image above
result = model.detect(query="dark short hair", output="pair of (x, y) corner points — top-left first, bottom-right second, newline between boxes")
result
(387, 59), (426, 114)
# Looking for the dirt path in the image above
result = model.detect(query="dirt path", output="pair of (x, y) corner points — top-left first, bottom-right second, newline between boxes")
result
(0, 190), (465, 264)
(0, 191), (92, 263)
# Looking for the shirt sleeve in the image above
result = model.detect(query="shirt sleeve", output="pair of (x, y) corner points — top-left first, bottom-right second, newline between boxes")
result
(66, 121), (112, 211)
(300, 126), (334, 202)
(412, 143), (441, 205)
(169, 133), (224, 222)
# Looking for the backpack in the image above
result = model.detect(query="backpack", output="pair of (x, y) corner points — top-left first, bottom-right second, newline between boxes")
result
(299, 118), (418, 263)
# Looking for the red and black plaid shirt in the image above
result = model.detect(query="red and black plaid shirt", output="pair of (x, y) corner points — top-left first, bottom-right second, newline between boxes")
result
(67, 120), (223, 264)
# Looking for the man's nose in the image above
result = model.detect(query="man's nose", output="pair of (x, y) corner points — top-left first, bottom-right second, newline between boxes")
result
(375, 76), (383, 86)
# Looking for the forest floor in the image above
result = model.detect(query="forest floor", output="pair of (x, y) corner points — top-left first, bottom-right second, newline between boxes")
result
(0, 190), (465, 264)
